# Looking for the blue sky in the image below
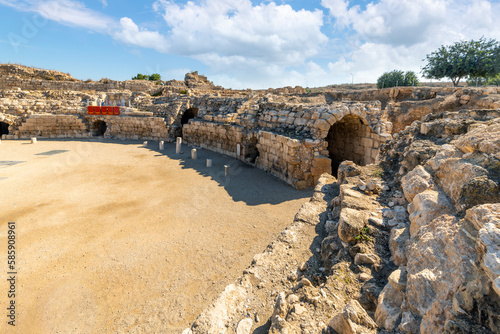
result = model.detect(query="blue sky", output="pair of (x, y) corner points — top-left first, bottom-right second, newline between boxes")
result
(0, 0), (499, 89)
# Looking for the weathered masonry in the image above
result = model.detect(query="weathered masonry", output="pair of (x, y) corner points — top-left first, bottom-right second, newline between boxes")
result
(1, 95), (391, 189)
(0, 66), (395, 189)
(182, 100), (392, 189)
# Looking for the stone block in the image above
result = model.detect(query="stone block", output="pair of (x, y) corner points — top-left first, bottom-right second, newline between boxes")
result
(361, 137), (374, 147)
(312, 157), (331, 168)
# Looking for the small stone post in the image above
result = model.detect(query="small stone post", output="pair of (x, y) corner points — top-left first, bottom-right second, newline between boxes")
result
(206, 159), (212, 168)
(159, 141), (165, 151)
(224, 165), (230, 176)
(31, 137), (37, 144)
(143, 141), (148, 147)
(176, 137), (182, 154)
(191, 149), (197, 160)
(237, 144), (241, 157)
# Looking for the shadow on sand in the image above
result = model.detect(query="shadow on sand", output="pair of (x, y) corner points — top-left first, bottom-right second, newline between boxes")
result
(144, 141), (313, 206)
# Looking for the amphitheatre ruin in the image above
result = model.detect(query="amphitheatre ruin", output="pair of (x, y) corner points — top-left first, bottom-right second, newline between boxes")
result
(0, 64), (499, 334)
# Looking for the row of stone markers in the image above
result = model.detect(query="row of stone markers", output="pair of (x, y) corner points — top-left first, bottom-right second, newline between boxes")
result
(144, 137), (226, 174)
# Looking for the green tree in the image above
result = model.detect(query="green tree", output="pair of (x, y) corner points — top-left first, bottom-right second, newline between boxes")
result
(149, 73), (161, 81)
(132, 73), (149, 80)
(487, 74), (500, 86)
(422, 38), (500, 87)
(404, 71), (420, 87)
(377, 70), (419, 89)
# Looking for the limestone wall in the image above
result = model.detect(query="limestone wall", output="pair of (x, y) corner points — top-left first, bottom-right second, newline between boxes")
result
(182, 121), (245, 158)
(0, 77), (157, 93)
(15, 114), (88, 139)
(91, 116), (171, 141)
(183, 100), (388, 190)
(255, 131), (331, 189)
(2, 113), (170, 141)
(0, 97), (84, 116)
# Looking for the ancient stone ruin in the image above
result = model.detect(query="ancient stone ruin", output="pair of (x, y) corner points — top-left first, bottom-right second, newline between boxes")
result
(1, 64), (499, 333)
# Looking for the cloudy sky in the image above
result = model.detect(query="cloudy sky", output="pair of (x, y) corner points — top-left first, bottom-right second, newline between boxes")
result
(0, 0), (499, 89)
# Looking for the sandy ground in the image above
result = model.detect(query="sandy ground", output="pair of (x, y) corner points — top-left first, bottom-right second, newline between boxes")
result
(0, 139), (311, 334)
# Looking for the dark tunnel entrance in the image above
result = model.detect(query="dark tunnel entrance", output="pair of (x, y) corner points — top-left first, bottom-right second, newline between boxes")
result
(181, 108), (198, 126)
(180, 108), (199, 137)
(326, 115), (373, 174)
(244, 136), (260, 164)
(0, 122), (9, 137)
(92, 120), (107, 136)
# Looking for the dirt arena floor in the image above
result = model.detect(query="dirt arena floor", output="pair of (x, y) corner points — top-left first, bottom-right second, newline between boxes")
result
(0, 139), (311, 333)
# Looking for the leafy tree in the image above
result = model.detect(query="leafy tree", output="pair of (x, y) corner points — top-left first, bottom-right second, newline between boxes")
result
(132, 73), (149, 80)
(488, 74), (500, 86)
(132, 73), (161, 81)
(377, 70), (420, 89)
(422, 38), (500, 87)
(149, 73), (161, 81)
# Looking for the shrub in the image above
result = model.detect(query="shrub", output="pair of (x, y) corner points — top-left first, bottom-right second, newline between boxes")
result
(487, 74), (500, 86)
(377, 70), (420, 89)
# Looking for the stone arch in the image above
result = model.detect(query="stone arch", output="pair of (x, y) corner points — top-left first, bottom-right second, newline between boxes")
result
(180, 107), (198, 138)
(326, 114), (376, 173)
(91, 120), (107, 136)
(0, 121), (9, 137)
(181, 107), (198, 125)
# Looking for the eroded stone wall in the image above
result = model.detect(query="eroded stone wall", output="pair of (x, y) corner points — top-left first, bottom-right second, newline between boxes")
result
(88, 116), (170, 141)
(2, 113), (170, 141)
(0, 77), (157, 93)
(16, 114), (88, 139)
(183, 101), (389, 189)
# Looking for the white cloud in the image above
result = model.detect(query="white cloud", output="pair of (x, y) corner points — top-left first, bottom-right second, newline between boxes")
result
(154, 0), (327, 66)
(2, 0), (500, 88)
(37, 0), (113, 30)
(113, 17), (169, 53)
(0, 0), (114, 30)
(319, 0), (500, 85)
(321, 0), (447, 45)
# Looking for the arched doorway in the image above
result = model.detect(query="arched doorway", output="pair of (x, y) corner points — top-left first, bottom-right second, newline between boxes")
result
(0, 122), (9, 137)
(180, 108), (198, 138)
(181, 108), (198, 126)
(92, 120), (107, 136)
(326, 115), (373, 173)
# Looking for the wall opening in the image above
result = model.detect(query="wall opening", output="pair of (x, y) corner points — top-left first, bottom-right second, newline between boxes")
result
(180, 108), (199, 138)
(181, 108), (198, 126)
(326, 115), (372, 174)
(0, 122), (9, 137)
(92, 120), (107, 136)
(244, 137), (260, 164)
